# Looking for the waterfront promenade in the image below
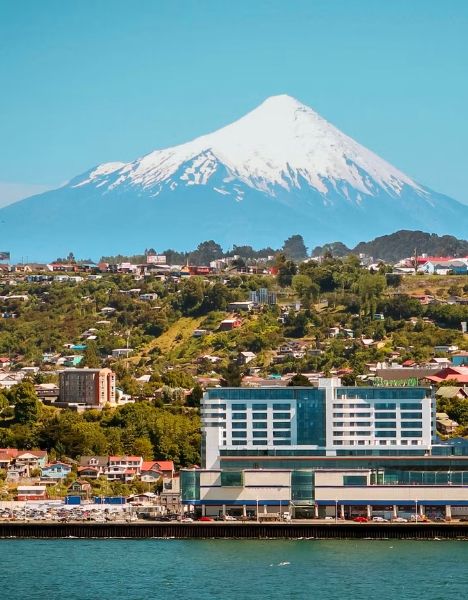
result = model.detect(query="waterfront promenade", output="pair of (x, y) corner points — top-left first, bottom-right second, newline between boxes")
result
(2, 520), (468, 539)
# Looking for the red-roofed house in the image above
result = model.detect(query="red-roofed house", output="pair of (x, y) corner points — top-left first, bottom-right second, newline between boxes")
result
(425, 367), (468, 385)
(105, 456), (143, 482)
(140, 460), (174, 482)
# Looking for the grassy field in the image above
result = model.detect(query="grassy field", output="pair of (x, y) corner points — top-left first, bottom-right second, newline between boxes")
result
(396, 274), (468, 296)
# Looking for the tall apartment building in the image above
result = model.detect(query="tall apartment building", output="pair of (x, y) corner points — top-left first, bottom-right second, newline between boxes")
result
(201, 378), (434, 469)
(249, 288), (277, 305)
(59, 368), (116, 407)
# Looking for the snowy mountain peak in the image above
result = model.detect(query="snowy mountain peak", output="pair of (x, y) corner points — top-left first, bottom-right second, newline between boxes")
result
(71, 94), (423, 200)
(2, 95), (467, 260)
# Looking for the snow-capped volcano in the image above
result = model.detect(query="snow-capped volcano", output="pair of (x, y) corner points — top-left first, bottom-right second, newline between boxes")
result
(73, 94), (422, 200)
(1, 95), (467, 260)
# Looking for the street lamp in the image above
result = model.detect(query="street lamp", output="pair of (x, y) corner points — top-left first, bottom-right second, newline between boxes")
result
(335, 499), (338, 523)
(415, 498), (418, 523)
(256, 497), (259, 523)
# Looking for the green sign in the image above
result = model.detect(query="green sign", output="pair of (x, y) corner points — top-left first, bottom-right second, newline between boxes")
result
(373, 377), (419, 387)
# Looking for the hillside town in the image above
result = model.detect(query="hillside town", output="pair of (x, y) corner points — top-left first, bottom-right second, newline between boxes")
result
(0, 237), (467, 520)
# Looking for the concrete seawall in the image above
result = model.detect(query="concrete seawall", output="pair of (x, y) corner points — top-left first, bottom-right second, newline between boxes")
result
(1, 522), (468, 539)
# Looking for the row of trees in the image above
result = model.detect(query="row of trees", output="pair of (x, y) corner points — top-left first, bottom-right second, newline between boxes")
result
(0, 383), (201, 468)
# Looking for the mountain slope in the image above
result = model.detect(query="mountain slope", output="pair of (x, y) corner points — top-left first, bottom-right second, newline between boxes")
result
(2, 95), (467, 260)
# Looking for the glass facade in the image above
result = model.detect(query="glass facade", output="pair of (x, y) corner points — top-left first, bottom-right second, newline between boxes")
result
(296, 389), (326, 446)
(221, 471), (243, 487)
(291, 470), (314, 502)
(180, 470), (200, 501)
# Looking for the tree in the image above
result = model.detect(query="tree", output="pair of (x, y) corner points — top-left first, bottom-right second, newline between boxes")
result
(132, 437), (154, 460)
(82, 340), (101, 368)
(288, 373), (312, 386)
(282, 235), (308, 261)
(11, 382), (40, 425)
(275, 253), (297, 287)
(14, 396), (39, 425)
(187, 384), (204, 408)
(220, 362), (242, 387)
(292, 274), (319, 307)
(0, 392), (9, 416)
(191, 240), (223, 265)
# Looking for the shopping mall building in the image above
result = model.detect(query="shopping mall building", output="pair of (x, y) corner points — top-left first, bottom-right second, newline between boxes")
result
(180, 379), (468, 519)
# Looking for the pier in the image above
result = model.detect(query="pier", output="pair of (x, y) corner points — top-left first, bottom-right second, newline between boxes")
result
(1, 521), (468, 539)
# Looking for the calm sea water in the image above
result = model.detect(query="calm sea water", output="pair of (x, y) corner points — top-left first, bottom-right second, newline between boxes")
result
(0, 539), (466, 599)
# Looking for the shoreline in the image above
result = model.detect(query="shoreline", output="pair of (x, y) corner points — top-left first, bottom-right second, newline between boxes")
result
(1, 521), (468, 540)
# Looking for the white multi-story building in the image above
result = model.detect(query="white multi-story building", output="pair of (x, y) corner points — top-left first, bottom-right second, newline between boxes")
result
(201, 378), (434, 469)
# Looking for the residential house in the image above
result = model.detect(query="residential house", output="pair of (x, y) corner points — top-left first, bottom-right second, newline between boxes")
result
(15, 451), (48, 472)
(428, 357), (452, 369)
(104, 456), (143, 482)
(422, 259), (468, 275)
(227, 301), (254, 312)
(238, 351), (257, 365)
(436, 413), (460, 435)
(453, 353), (468, 367)
(41, 462), (72, 480)
(67, 479), (92, 499)
(78, 456), (108, 478)
(140, 462), (163, 484)
(425, 367), (468, 385)
(139, 460), (174, 483)
(16, 485), (47, 501)
(434, 345), (459, 354)
(112, 348), (134, 358)
(219, 318), (242, 331)
(160, 474), (181, 514)
(436, 386), (468, 401)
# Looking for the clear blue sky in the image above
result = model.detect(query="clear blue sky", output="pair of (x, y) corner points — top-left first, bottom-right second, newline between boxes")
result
(0, 0), (467, 204)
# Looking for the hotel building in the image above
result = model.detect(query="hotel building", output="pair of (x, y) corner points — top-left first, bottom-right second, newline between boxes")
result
(180, 380), (468, 519)
(201, 378), (434, 470)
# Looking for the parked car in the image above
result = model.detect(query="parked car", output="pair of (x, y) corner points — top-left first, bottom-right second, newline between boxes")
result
(223, 515), (236, 521)
(372, 516), (387, 522)
(392, 517), (408, 523)
(198, 516), (214, 522)
(353, 516), (368, 523)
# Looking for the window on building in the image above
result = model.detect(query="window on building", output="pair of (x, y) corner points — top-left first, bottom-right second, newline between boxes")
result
(252, 403), (268, 410)
(232, 413), (247, 420)
(253, 422), (268, 429)
(374, 412), (396, 419)
(401, 412), (422, 419)
(252, 431), (267, 438)
(273, 403), (291, 410)
(273, 440), (290, 446)
(375, 422), (396, 429)
(401, 431), (423, 438)
(273, 431), (290, 438)
(343, 475), (367, 486)
(273, 413), (291, 420)
(221, 471), (243, 487)
(231, 431), (246, 438)
(232, 422), (246, 429)
(232, 404), (246, 410)
(375, 431), (397, 438)
(273, 422), (291, 429)
(400, 403), (422, 409)
(252, 413), (268, 420)
(375, 403), (396, 409)
(401, 421), (422, 428)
